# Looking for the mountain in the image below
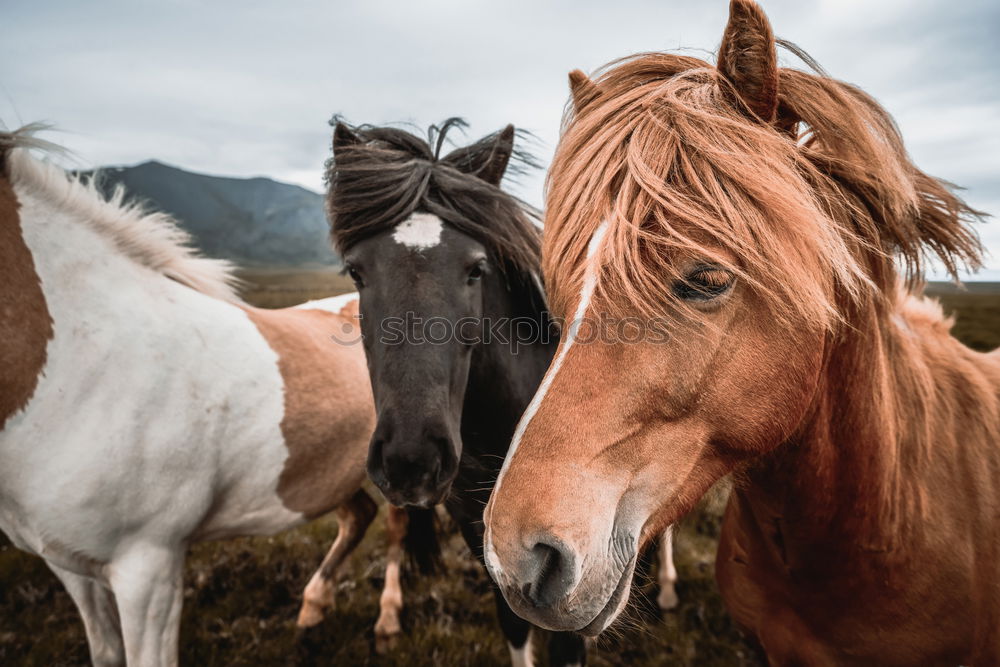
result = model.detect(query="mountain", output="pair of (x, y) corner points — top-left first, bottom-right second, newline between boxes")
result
(84, 161), (339, 267)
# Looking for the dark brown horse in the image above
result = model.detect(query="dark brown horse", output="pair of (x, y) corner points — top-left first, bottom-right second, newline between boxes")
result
(326, 120), (588, 666)
(483, 1), (1000, 664)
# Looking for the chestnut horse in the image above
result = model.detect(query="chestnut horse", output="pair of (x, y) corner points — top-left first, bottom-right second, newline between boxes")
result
(0, 127), (430, 665)
(484, 1), (999, 664)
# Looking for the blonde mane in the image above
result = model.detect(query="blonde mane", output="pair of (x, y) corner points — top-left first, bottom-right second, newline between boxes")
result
(544, 50), (985, 329)
(1, 125), (240, 302)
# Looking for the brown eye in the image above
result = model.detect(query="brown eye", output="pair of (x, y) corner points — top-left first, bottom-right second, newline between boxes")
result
(345, 265), (365, 288)
(467, 260), (487, 284)
(673, 266), (734, 301)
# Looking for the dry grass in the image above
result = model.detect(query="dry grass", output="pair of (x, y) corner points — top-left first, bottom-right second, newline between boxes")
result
(0, 486), (757, 667)
(236, 266), (355, 309)
(926, 283), (1000, 352)
(1, 275), (995, 666)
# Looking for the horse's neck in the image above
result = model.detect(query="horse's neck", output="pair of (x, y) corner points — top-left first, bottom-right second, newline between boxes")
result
(19, 186), (226, 354)
(462, 271), (556, 455)
(745, 293), (1000, 555)
(22, 186), (156, 301)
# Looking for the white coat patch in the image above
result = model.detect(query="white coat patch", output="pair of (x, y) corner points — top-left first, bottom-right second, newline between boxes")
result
(392, 212), (443, 250)
(295, 292), (359, 315)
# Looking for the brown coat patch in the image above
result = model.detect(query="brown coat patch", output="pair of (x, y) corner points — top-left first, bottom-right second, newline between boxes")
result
(244, 303), (375, 518)
(0, 174), (53, 428)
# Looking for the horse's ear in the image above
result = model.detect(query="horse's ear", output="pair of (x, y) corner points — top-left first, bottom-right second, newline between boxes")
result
(716, 0), (779, 123)
(446, 124), (515, 186)
(332, 122), (362, 155)
(479, 124), (515, 186)
(568, 69), (600, 113)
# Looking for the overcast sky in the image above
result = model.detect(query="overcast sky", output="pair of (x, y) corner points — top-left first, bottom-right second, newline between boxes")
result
(3, 0), (998, 278)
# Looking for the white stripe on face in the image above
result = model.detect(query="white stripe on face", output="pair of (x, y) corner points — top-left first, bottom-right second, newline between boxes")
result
(392, 212), (443, 250)
(490, 220), (609, 500)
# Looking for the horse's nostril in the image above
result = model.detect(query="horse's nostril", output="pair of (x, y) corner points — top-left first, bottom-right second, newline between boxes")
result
(365, 438), (390, 490)
(432, 447), (454, 486)
(523, 540), (574, 608)
(366, 420), (460, 506)
(423, 456), (442, 488)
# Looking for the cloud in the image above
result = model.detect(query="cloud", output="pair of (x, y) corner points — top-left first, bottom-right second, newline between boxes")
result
(2, 0), (996, 274)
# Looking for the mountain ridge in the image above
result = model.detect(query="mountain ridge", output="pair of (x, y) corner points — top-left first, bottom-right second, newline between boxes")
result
(83, 160), (339, 267)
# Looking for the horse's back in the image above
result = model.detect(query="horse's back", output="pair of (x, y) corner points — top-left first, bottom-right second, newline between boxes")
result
(0, 182), (365, 561)
(1, 196), (371, 561)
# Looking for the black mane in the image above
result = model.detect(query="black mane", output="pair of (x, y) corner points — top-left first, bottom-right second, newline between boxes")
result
(325, 118), (542, 277)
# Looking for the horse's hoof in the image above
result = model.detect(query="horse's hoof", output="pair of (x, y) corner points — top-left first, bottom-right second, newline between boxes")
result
(375, 619), (402, 655)
(374, 613), (401, 654)
(374, 630), (400, 655)
(657, 585), (679, 611)
(296, 601), (325, 629)
(295, 620), (327, 647)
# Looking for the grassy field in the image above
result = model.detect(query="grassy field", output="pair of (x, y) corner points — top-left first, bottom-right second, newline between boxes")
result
(1, 274), (996, 666)
(235, 266), (355, 309)
(925, 282), (1000, 352)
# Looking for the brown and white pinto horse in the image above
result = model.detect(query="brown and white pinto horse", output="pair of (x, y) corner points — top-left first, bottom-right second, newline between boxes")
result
(0, 127), (418, 665)
(485, 1), (1000, 664)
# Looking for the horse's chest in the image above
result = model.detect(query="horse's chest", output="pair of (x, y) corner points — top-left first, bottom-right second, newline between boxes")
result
(716, 499), (972, 665)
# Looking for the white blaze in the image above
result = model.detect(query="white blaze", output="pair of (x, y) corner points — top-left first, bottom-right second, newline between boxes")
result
(392, 212), (443, 250)
(486, 221), (610, 574)
(497, 220), (608, 480)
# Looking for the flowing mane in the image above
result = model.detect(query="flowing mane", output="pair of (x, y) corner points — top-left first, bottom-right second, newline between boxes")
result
(485, 3), (1000, 661)
(544, 49), (986, 327)
(1, 124), (240, 302)
(325, 118), (542, 278)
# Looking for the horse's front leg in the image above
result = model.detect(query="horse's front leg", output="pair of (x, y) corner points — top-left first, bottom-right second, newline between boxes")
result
(297, 489), (377, 628)
(657, 525), (679, 611)
(108, 543), (185, 667)
(491, 584), (535, 666)
(374, 504), (408, 654)
(48, 562), (124, 666)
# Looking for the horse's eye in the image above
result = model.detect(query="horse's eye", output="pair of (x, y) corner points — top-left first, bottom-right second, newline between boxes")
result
(346, 265), (365, 288)
(673, 266), (734, 301)
(467, 261), (487, 284)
